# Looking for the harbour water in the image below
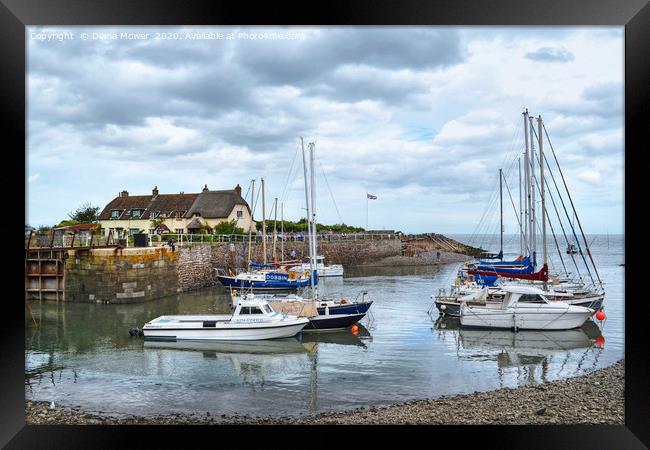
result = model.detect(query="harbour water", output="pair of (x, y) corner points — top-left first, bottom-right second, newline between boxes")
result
(25, 234), (624, 418)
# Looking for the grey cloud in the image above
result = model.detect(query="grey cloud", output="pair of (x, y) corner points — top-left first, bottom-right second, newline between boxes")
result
(525, 47), (575, 63)
(235, 28), (466, 86)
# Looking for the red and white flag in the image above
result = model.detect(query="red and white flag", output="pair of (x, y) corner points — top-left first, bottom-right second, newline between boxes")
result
(367, 193), (377, 200)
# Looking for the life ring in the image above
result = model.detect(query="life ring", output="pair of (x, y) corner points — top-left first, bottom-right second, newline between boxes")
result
(340, 299), (347, 304)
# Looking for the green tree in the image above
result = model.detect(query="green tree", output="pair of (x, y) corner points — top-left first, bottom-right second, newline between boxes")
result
(56, 219), (81, 228)
(68, 203), (100, 223)
(213, 220), (244, 235)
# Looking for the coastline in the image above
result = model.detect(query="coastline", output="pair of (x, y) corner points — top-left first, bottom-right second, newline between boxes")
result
(26, 359), (624, 425)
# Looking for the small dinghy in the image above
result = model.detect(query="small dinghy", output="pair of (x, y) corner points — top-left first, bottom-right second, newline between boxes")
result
(142, 297), (309, 341)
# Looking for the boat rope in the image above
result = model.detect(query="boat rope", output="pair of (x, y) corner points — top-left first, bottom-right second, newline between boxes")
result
(317, 156), (344, 225)
(530, 125), (594, 284)
(279, 140), (301, 205)
(542, 123), (602, 284)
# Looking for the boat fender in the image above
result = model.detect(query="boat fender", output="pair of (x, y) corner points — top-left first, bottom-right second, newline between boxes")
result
(304, 270), (310, 278)
(128, 327), (143, 337)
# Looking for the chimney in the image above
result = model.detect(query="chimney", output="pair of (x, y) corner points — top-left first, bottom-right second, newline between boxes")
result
(152, 186), (159, 197)
(234, 184), (242, 196)
(120, 190), (129, 198)
(202, 184), (209, 193)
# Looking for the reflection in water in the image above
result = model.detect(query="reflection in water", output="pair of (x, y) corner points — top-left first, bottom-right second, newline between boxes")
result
(431, 314), (606, 385)
(298, 324), (371, 348)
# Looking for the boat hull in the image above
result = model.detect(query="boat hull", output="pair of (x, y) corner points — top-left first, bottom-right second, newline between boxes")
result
(289, 264), (344, 277)
(216, 275), (312, 291)
(143, 320), (309, 341)
(316, 301), (373, 315)
(302, 313), (367, 331)
(459, 306), (592, 331)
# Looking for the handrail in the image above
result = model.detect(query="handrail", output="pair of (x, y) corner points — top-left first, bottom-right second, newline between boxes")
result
(26, 230), (403, 249)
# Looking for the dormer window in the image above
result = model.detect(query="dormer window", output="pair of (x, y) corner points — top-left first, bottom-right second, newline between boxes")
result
(131, 209), (143, 219)
(193, 212), (201, 217)
(110, 210), (121, 219)
(151, 211), (160, 219)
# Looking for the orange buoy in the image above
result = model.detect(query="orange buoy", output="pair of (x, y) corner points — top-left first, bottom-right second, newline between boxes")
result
(595, 311), (606, 321)
(351, 325), (359, 335)
(595, 336), (605, 347)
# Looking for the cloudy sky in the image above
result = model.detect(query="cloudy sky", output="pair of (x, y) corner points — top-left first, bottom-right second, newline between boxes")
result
(26, 26), (624, 234)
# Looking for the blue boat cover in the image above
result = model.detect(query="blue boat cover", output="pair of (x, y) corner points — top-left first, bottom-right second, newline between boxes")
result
(479, 255), (530, 266)
(249, 262), (277, 269)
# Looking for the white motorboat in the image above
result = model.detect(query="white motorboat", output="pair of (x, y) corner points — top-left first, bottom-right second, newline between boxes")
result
(434, 279), (604, 317)
(459, 285), (593, 331)
(142, 297), (309, 341)
(288, 255), (344, 277)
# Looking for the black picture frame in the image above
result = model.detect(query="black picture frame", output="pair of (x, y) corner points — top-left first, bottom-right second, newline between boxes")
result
(3, 0), (647, 447)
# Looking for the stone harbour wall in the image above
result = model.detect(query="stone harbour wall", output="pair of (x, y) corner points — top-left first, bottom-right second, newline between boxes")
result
(61, 239), (414, 303)
(64, 247), (180, 304)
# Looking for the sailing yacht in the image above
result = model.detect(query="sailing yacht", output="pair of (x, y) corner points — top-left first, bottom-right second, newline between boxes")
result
(233, 139), (372, 331)
(434, 110), (605, 318)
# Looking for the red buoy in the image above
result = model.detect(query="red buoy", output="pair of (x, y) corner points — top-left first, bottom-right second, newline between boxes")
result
(595, 336), (605, 347)
(595, 311), (606, 321)
(351, 325), (359, 335)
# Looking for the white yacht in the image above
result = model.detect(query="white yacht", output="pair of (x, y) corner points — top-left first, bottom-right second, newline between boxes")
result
(459, 285), (593, 331)
(288, 255), (344, 277)
(142, 297), (309, 341)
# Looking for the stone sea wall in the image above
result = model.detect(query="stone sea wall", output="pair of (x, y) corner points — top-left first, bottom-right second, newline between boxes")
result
(61, 237), (471, 303)
(64, 247), (180, 304)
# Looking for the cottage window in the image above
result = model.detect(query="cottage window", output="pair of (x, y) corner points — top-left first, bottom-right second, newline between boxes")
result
(237, 210), (244, 219)
(110, 210), (121, 219)
(131, 209), (143, 219)
(175, 228), (184, 235)
(130, 228), (140, 235)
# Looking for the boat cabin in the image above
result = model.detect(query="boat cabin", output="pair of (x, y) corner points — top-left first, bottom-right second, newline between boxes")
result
(500, 286), (551, 309)
(230, 297), (280, 322)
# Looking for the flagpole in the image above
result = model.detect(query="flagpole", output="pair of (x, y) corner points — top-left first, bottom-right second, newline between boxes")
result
(366, 192), (369, 231)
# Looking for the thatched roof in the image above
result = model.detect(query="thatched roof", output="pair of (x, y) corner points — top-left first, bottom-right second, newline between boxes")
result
(98, 186), (249, 221)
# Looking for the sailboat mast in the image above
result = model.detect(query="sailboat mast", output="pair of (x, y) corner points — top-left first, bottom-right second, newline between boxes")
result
(523, 109), (530, 256)
(538, 115), (547, 288)
(518, 157), (523, 256)
(499, 168), (503, 257)
(309, 142), (318, 299)
(261, 177), (267, 264)
(301, 138), (315, 294)
(247, 179), (255, 268)
(529, 116), (537, 267)
(281, 202), (284, 259)
(272, 197), (278, 262)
